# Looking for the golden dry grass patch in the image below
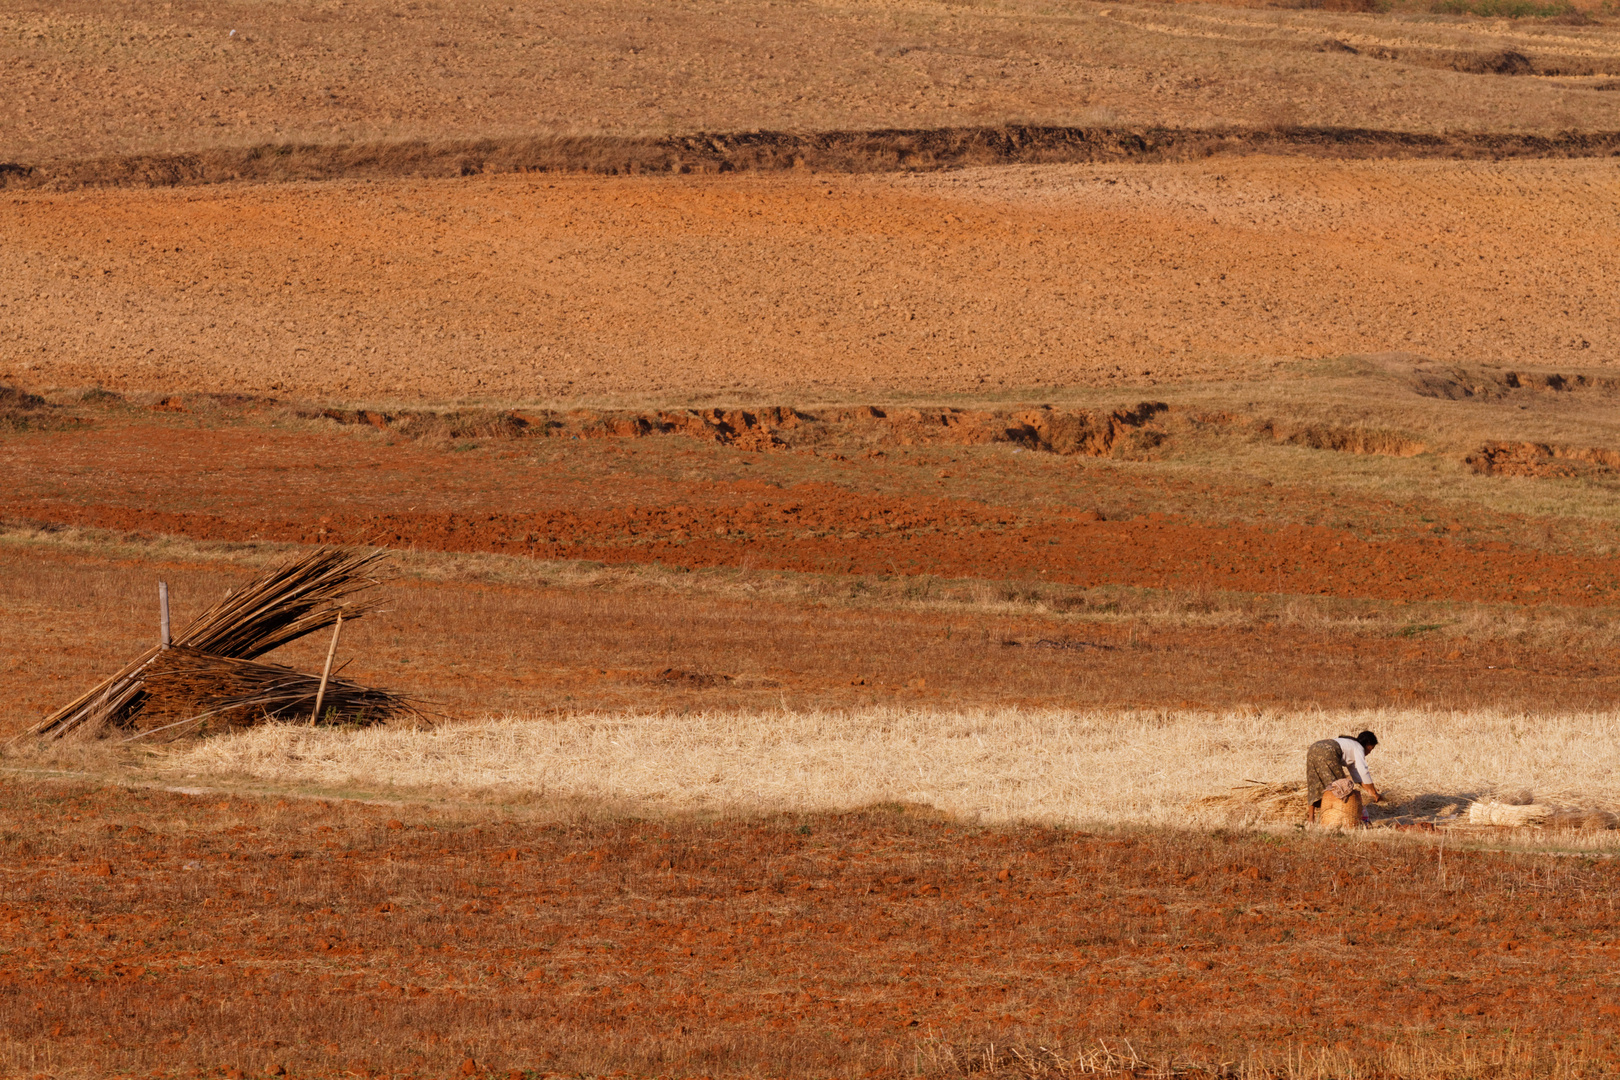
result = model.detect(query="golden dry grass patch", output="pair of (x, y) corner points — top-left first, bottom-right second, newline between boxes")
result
(156, 706), (1620, 835)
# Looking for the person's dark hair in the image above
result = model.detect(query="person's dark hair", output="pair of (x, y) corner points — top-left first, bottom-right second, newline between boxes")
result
(1356, 730), (1378, 750)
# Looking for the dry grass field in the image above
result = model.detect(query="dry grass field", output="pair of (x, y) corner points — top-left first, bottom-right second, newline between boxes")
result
(147, 706), (1620, 836)
(5, 0), (1620, 169)
(7, 0), (1620, 1073)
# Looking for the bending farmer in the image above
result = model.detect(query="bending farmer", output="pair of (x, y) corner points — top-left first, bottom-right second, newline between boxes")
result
(1305, 730), (1381, 824)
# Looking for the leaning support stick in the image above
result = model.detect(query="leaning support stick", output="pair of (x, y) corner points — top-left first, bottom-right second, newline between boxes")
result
(311, 610), (343, 725)
(159, 581), (171, 647)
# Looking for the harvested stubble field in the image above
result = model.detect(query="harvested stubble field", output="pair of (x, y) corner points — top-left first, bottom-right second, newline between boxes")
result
(8, 528), (1620, 738)
(9, 0), (1620, 1074)
(5, 776), (1620, 1080)
(7, 379), (1620, 1073)
(6, 393), (1620, 1080)
(148, 706), (1620, 832)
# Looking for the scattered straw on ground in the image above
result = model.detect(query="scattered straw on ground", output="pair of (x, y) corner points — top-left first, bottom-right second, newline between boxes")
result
(158, 706), (1620, 834)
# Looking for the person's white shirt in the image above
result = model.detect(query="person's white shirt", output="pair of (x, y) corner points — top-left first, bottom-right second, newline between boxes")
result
(1334, 737), (1372, 784)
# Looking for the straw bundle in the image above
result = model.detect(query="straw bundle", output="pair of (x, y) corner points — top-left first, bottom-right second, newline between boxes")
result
(127, 646), (418, 741)
(26, 548), (390, 740)
(1547, 808), (1620, 831)
(1468, 800), (1552, 827)
(1466, 802), (1617, 829)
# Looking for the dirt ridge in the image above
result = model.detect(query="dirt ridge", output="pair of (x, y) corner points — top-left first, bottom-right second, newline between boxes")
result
(5, 126), (1620, 191)
(1412, 365), (1620, 400)
(307, 400), (1435, 462)
(1316, 39), (1620, 77)
(2, 388), (1451, 463)
(302, 400), (1176, 457)
(1466, 440), (1620, 477)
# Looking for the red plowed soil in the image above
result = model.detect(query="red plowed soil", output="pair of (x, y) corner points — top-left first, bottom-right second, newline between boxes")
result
(3, 420), (1616, 608)
(6, 782), (1620, 1079)
(6, 159), (1617, 399)
(17, 496), (1620, 606)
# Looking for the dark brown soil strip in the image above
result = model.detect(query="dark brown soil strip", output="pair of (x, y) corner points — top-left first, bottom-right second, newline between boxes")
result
(4, 125), (1620, 191)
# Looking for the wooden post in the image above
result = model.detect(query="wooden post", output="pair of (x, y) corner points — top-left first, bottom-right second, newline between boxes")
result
(158, 582), (171, 647)
(311, 611), (343, 726)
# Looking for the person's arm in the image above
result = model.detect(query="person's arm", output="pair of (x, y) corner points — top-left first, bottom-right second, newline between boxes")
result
(1341, 740), (1380, 801)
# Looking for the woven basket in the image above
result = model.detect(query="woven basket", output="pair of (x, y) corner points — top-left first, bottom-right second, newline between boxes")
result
(1318, 788), (1364, 830)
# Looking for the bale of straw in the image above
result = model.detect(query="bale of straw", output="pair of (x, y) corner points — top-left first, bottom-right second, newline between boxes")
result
(1318, 787), (1363, 830)
(1467, 800), (1552, 827)
(25, 547), (389, 740)
(1545, 808), (1618, 831)
(128, 645), (420, 742)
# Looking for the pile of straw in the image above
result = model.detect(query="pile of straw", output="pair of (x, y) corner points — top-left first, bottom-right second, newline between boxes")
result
(1187, 780), (1309, 825)
(24, 548), (418, 742)
(1548, 808), (1620, 830)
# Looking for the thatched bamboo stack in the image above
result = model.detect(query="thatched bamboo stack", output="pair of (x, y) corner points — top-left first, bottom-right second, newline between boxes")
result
(128, 645), (420, 741)
(23, 547), (418, 742)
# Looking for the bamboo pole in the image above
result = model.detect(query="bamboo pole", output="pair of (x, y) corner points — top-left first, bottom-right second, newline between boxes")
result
(311, 610), (343, 725)
(159, 581), (171, 647)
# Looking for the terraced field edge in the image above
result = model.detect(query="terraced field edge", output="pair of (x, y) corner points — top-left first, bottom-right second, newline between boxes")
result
(6, 125), (1620, 190)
